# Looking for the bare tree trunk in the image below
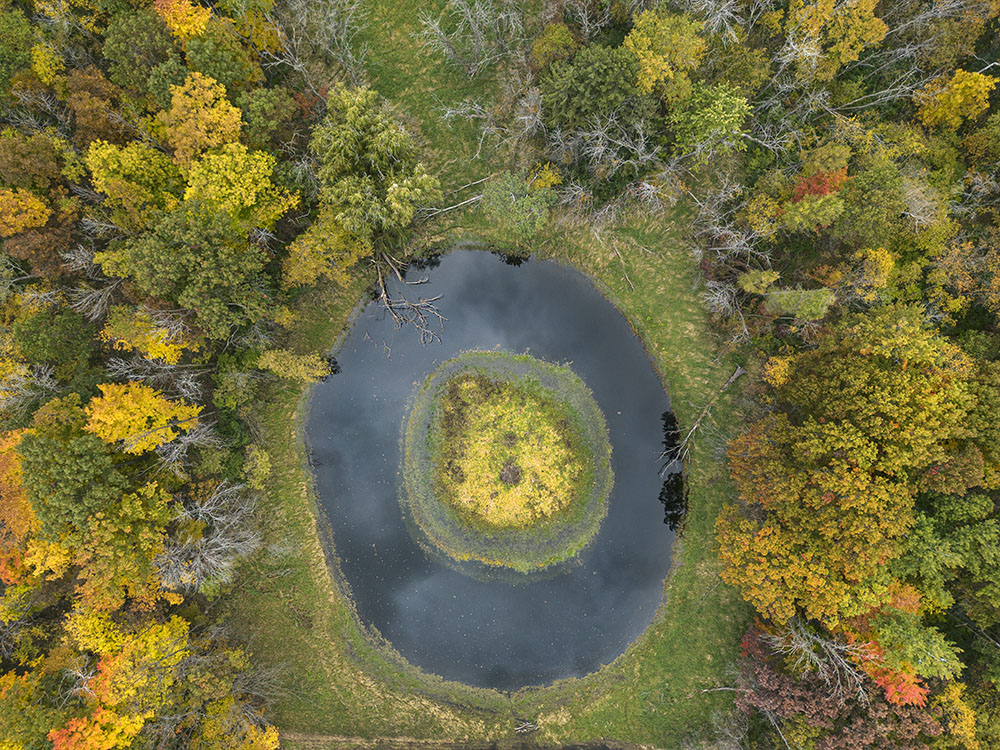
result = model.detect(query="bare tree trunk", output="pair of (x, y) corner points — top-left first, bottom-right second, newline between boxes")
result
(660, 366), (745, 473)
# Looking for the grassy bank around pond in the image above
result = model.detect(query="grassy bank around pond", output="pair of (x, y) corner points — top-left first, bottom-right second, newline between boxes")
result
(220, 274), (512, 742)
(223, 228), (751, 749)
(511, 211), (752, 742)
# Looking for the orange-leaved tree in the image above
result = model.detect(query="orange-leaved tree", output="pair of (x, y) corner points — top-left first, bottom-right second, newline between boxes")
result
(718, 305), (977, 627)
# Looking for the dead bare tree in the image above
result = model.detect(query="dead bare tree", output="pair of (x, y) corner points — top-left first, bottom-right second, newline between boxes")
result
(512, 86), (544, 139)
(953, 170), (1000, 221)
(20, 288), (61, 307)
(78, 216), (127, 240)
(853, 0), (995, 80)
(419, 0), (528, 78)
(155, 421), (224, 477)
(0, 87), (72, 135)
(442, 99), (507, 157)
(263, 0), (369, 94)
(144, 307), (194, 342)
(681, 708), (750, 750)
(754, 0), (997, 119)
(543, 108), (664, 186)
(105, 356), (207, 402)
(142, 634), (281, 747)
(513, 719), (539, 735)
(57, 657), (97, 707)
(774, 29), (823, 86)
(0, 589), (33, 662)
(577, 116), (661, 180)
(683, 0), (742, 41)
(66, 279), (122, 322)
(560, 0), (611, 43)
(659, 365), (746, 473)
(761, 617), (873, 704)
(902, 175), (942, 230)
(702, 280), (750, 343)
(60, 242), (101, 276)
(157, 482), (262, 594)
(687, 178), (776, 266)
(0, 364), (58, 420)
(374, 256), (447, 345)
(378, 290), (447, 345)
(629, 176), (682, 214)
(0, 256), (36, 303)
(443, 84), (544, 159)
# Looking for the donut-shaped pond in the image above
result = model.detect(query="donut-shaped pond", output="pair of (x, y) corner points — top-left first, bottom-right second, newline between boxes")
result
(306, 250), (676, 689)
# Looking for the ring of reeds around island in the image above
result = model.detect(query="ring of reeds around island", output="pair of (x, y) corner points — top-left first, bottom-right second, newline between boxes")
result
(401, 350), (614, 578)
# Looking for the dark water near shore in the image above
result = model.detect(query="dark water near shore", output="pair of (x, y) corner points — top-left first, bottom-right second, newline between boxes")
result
(306, 250), (676, 689)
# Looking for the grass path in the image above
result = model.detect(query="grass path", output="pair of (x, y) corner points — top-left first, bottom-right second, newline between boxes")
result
(359, 0), (492, 186)
(224, 3), (753, 746)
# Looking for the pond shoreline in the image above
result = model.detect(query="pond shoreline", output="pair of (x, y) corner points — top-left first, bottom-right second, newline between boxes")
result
(231, 228), (749, 743)
(295, 244), (687, 692)
(305, 249), (675, 688)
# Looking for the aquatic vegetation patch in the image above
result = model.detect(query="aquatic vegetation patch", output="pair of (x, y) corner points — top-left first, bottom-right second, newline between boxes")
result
(402, 350), (613, 575)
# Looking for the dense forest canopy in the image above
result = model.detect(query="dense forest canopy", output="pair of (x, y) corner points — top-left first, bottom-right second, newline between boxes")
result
(0, 0), (999, 746)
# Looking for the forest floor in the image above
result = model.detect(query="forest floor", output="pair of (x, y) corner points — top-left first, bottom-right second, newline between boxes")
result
(222, 0), (752, 746)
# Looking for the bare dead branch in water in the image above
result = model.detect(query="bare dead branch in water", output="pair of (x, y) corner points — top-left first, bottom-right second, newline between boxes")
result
(374, 256), (447, 344)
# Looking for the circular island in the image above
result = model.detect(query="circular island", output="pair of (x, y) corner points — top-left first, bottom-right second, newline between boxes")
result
(402, 351), (613, 576)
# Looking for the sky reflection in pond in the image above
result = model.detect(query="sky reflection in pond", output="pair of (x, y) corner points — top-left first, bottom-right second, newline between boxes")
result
(306, 250), (676, 689)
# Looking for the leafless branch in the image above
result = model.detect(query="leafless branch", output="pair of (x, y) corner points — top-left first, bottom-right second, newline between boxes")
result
(761, 617), (873, 704)
(157, 482), (262, 593)
(659, 366), (745, 473)
(375, 258), (447, 345)
(419, 0), (528, 78)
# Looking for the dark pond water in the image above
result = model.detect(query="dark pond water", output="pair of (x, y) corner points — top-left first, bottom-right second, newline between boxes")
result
(306, 250), (677, 690)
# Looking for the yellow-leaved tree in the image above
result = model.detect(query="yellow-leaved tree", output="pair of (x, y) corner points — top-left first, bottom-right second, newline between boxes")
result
(30, 43), (64, 85)
(184, 142), (299, 230)
(623, 10), (705, 100)
(281, 213), (371, 288)
(0, 187), (50, 238)
(917, 70), (997, 131)
(100, 306), (196, 365)
(258, 348), (330, 382)
(85, 140), (183, 229)
(785, 0), (887, 82)
(85, 382), (201, 454)
(158, 72), (241, 166)
(153, 0), (211, 40)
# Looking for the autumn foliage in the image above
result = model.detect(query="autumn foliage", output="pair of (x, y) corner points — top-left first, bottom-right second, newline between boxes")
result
(85, 382), (201, 454)
(790, 167), (849, 202)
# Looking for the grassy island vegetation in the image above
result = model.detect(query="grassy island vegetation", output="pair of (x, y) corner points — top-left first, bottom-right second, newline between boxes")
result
(432, 374), (585, 529)
(402, 351), (612, 574)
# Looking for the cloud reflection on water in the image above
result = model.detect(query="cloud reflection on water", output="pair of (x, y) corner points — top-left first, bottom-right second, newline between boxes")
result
(306, 250), (677, 689)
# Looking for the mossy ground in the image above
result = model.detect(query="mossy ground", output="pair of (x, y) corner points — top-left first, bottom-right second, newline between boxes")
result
(432, 373), (585, 530)
(223, 0), (753, 744)
(402, 351), (611, 574)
